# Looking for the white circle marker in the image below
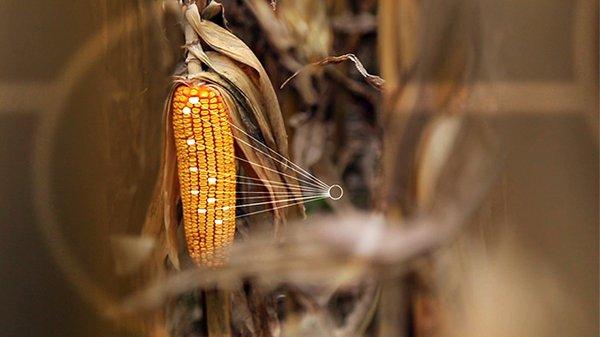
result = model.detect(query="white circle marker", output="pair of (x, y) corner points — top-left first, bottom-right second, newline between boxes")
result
(327, 184), (343, 200)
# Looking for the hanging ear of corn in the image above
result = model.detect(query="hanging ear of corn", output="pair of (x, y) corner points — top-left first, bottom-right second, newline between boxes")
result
(171, 84), (236, 267)
(145, 3), (305, 270)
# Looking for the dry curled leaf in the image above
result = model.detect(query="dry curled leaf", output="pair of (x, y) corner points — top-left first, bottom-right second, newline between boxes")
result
(186, 5), (290, 158)
(281, 53), (385, 91)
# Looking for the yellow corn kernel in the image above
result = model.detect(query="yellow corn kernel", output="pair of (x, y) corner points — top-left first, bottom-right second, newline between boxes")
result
(171, 84), (236, 267)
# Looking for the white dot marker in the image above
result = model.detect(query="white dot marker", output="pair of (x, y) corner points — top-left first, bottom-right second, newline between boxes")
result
(191, 189), (200, 196)
(189, 167), (198, 173)
(215, 219), (223, 225)
(327, 184), (343, 200)
(207, 177), (217, 185)
(188, 97), (200, 104)
(197, 208), (207, 214)
(182, 107), (191, 115)
(222, 206), (230, 211)
(207, 197), (216, 204)
(187, 139), (195, 145)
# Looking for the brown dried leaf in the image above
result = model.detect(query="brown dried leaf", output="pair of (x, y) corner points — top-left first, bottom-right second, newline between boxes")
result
(213, 80), (290, 229)
(281, 53), (385, 91)
(202, 52), (306, 205)
(185, 5), (290, 160)
(277, 0), (332, 61)
(195, 70), (303, 231)
(185, 6), (306, 223)
(201, 1), (229, 28)
(245, 0), (295, 52)
(192, 50), (277, 149)
(162, 84), (182, 269)
(142, 83), (181, 269)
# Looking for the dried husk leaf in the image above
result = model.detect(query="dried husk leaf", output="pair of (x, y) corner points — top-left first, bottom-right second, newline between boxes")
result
(197, 52), (306, 204)
(162, 84), (182, 269)
(185, 4), (290, 160)
(195, 71), (295, 231)
(201, 1), (229, 28)
(245, 0), (295, 51)
(183, 7), (306, 222)
(188, 50), (277, 149)
(142, 83), (181, 269)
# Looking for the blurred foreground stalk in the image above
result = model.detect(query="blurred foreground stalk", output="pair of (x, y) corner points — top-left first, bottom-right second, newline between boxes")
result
(378, 0), (482, 336)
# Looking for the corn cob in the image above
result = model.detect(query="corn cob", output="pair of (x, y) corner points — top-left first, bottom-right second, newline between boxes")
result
(171, 83), (236, 266)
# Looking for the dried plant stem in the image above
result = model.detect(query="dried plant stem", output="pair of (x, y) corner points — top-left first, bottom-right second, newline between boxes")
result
(206, 289), (233, 337)
(182, 6), (202, 76)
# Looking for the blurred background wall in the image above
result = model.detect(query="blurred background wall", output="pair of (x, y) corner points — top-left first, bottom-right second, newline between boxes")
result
(0, 1), (597, 337)
(0, 1), (171, 336)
